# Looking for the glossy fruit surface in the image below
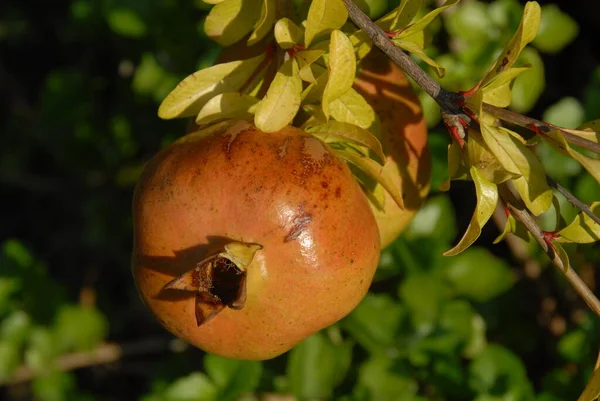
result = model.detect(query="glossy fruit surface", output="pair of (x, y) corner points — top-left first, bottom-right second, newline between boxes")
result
(132, 120), (380, 360)
(354, 49), (431, 248)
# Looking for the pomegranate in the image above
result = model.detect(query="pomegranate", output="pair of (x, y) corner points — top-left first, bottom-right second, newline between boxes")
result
(354, 49), (431, 248)
(132, 120), (380, 360)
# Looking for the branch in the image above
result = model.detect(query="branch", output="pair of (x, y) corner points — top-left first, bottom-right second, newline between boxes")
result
(483, 103), (600, 155)
(499, 185), (600, 317)
(547, 176), (600, 226)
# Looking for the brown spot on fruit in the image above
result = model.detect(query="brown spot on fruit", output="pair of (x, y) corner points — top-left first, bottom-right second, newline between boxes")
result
(284, 213), (313, 243)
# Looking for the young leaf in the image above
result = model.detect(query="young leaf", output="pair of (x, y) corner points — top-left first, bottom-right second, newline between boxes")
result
(399, 0), (460, 36)
(296, 49), (326, 83)
(512, 175), (553, 216)
(444, 167), (498, 256)
(562, 119), (600, 143)
(544, 129), (600, 183)
(482, 67), (529, 108)
(328, 88), (378, 130)
(322, 30), (356, 118)
(387, 0), (421, 32)
(304, 0), (348, 47)
(254, 58), (302, 132)
(274, 18), (304, 49)
(195, 92), (260, 125)
(205, 0), (262, 46)
(392, 38), (445, 77)
(306, 121), (385, 162)
(494, 212), (531, 244)
(467, 132), (516, 184)
(302, 70), (329, 103)
(158, 54), (265, 119)
(552, 242), (571, 271)
(334, 146), (404, 209)
(247, 0), (276, 45)
(480, 1), (541, 88)
(556, 202), (600, 243)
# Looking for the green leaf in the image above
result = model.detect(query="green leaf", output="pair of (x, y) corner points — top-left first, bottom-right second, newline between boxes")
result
(341, 293), (405, 355)
(387, 0), (421, 32)
(322, 30), (356, 118)
(533, 4), (579, 54)
(405, 195), (457, 245)
(399, 274), (447, 332)
(399, 0), (460, 37)
(158, 54), (265, 119)
(163, 372), (218, 401)
(254, 58), (302, 132)
(247, 0), (276, 45)
(480, 1), (541, 88)
(556, 202), (600, 243)
(307, 121), (385, 162)
(204, 355), (262, 401)
(274, 17), (304, 49)
(392, 38), (445, 78)
(304, 0), (348, 47)
(32, 371), (75, 401)
(0, 310), (31, 347)
(107, 8), (147, 38)
(53, 305), (108, 352)
(494, 212), (531, 244)
(301, 69), (329, 103)
(444, 167), (498, 256)
(296, 49), (325, 82)
(204, 0), (262, 46)
(0, 341), (20, 381)
(356, 357), (418, 401)
(287, 332), (351, 400)
(328, 87), (378, 130)
(195, 92), (259, 125)
(333, 145), (404, 209)
(468, 345), (529, 395)
(542, 97), (585, 129)
(510, 47), (545, 113)
(444, 247), (514, 302)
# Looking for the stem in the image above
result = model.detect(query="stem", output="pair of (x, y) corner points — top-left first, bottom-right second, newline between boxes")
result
(483, 103), (600, 155)
(500, 185), (600, 317)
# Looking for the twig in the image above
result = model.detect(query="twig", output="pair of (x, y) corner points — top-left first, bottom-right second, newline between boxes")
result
(547, 176), (600, 226)
(2, 338), (177, 386)
(500, 185), (600, 317)
(483, 103), (600, 155)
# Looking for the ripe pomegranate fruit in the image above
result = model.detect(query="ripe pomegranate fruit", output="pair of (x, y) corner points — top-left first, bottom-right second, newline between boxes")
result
(132, 120), (380, 360)
(354, 49), (431, 248)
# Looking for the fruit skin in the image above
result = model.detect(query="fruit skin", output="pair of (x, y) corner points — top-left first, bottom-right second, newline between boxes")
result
(354, 49), (431, 248)
(132, 120), (380, 360)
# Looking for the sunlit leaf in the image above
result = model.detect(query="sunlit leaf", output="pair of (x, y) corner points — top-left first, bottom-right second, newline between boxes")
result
(304, 0), (348, 47)
(544, 129), (600, 184)
(322, 30), (356, 118)
(494, 211), (531, 244)
(399, 0), (460, 37)
(296, 49), (326, 82)
(552, 242), (571, 272)
(556, 202), (600, 243)
(274, 17), (304, 49)
(254, 58), (302, 132)
(392, 38), (445, 78)
(387, 0), (421, 32)
(512, 174), (553, 217)
(444, 167), (498, 256)
(441, 141), (469, 191)
(467, 132), (516, 184)
(328, 88), (378, 130)
(482, 67), (529, 108)
(480, 1), (541, 88)
(301, 69), (329, 103)
(205, 0), (262, 46)
(307, 121), (385, 162)
(195, 92), (259, 124)
(247, 0), (276, 45)
(158, 54), (265, 119)
(562, 119), (600, 143)
(578, 367), (600, 401)
(334, 145), (404, 209)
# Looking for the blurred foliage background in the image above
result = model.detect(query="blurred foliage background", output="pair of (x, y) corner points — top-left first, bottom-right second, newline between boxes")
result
(1, 0), (599, 400)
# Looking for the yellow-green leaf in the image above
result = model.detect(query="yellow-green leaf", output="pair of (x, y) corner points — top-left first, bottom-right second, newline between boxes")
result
(441, 141), (469, 191)
(480, 125), (523, 176)
(158, 54), (265, 119)
(254, 58), (302, 132)
(545, 129), (600, 183)
(301, 66), (328, 103)
(512, 175), (553, 216)
(195, 92), (259, 125)
(322, 30), (356, 118)
(202, 0), (224, 4)
(306, 121), (385, 162)
(467, 132), (516, 184)
(562, 119), (600, 143)
(247, 0), (276, 45)
(348, 30), (372, 60)
(494, 212), (531, 244)
(392, 38), (445, 77)
(578, 366), (600, 401)
(556, 202), (600, 244)
(205, 0), (262, 46)
(296, 50), (326, 83)
(444, 166), (498, 256)
(334, 146), (404, 209)
(480, 1), (541, 87)
(400, 0), (460, 37)
(388, 0), (421, 32)
(482, 67), (529, 108)
(274, 17), (303, 49)
(304, 0), (348, 47)
(553, 242), (571, 272)
(328, 88), (378, 130)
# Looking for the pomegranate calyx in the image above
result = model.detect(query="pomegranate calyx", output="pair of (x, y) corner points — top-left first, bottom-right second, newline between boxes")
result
(164, 241), (262, 326)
